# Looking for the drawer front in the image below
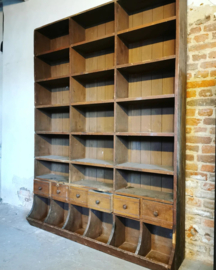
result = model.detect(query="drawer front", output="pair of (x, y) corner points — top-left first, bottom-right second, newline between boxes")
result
(69, 187), (88, 207)
(51, 183), (69, 202)
(88, 191), (112, 213)
(113, 195), (140, 219)
(141, 200), (173, 229)
(34, 180), (50, 197)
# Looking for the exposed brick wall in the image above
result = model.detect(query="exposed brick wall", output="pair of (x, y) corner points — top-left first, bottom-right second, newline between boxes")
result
(186, 4), (216, 264)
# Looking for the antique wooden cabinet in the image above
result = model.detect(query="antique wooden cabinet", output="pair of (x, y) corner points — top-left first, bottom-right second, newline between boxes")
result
(27, 1), (187, 269)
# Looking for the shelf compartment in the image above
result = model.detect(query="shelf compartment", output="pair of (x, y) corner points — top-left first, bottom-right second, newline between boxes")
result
(71, 135), (113, 167)
(35, 160), (69, 183)
(35, 134), (69, 162)
(116, 18), (176, 66)
(110, 216), (140, 253)
(27, 195), (50, 222)
(63, 205), (89, 235)
(35, 49), (70, 81)
(44, 199), (69, 228)
(70, 164), (113, 192)
(116, 136), (174, 175)
(71, 103), (114, 133)
(137, 223), (173, 266)
(35, 106), (70, 133)
(35, 77), (69, 106)
(84, 209), (113, 244)
(117, 0), (175, 32)
(116, 98), (174, 133)
(115, 169), (173, 204)
(71, 40), (114, 75)
(71, 70), (114, 104)
(116, 60), (175, 99)
(70, 2), (114, 44)
(35, 19), (69, 55)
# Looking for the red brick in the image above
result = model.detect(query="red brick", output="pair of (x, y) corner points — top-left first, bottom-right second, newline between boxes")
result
(194, 70), (209, 79)
(187, 90), (196, 98)
(203, 219), (214, 228)
(203, 200), (215, 210)
(199, 89), (213, 97)
(188, 63), (198, 71)
(188, 37), (192, 44)
(204, 23), (216, 32)
(187, 73), (192, 80)
(194, 127), (207, 133)
(186, 188), (194, 197)
(210, 127), (216, 134)
(204, 118), (216, 125)
(213, 32), (216, 39)
(186, 163), (198, 171)
(198, 108), (213, 117)
(186, 197), (202, 207)
(187, 80), (216, 89)
(186, 109), (196, 117)
(186, 127), (192, 134)
(208, 51), (216, 59)
(195, 16), (210, 26)
(201, 165), (215, 173)
(186, 145), (199, 152)
(194, 34), (209, 43)
(201, 182), (215, 191)
(186, 118), (202, 126)
(187, 98), (215, 107)
(186, 154), (194, 161)
(200, 61), (216, 69)
(192, 54), (207, 61)
(198, 155), (215, 164)
(189, 42), (216, 52)
(189, 26), (201, 35)
(202, 145), (215, 154)
(186, 136), (212, 144)
(186, 171), (207, 181)
(210, 70), (216, 77)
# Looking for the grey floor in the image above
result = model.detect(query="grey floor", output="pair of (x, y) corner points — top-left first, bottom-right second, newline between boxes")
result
(0, 203), (213, 270)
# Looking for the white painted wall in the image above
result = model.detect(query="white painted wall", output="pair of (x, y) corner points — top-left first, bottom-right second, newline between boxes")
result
(0, 8), (3, 200)
(1, 0), (110, 207)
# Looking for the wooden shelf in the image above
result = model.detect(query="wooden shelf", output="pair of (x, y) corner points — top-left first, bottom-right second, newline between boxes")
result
(71, 179), (113, 192)
(36, 155), (70, 163)
(71, 100), (114, 107)
(37, 48), (69, 65)
(116, 132), (175, 137)
(71, 132), (114, 136)
(71, 158), (113, 168)
(72, 69), (114, 82)
(36, 131), (70, 135)
(116, 94), (175, 104)
(36, 173), (69, 183)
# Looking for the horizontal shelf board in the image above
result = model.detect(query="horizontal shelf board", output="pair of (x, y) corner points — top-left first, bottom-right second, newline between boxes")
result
(71, 158), (114, 168)
(36, 19), (69, 39)
(116, 162), (174, 176)
(36, 131), (70, 135)
(71, 132), (114, 136)
(35, 173), (69, 182)
(116, 94), (175, 104)
(35, 75), (70, 84)
(35, 155), (70, 163)
(71, 99), (114, 107)
(72, 68), (114, 83)
(118, 17), (176, 44)
(71, 179), (113, 192)
(36, 104), (70, 109)
(37, 48), (69, 65)
(118, 242), (137, 253)
(116, 132), (175, 137)
(35, 46), (70, 57)
(117, 0), (175, 14)
(116, 187), (173, 204)
(72, 35), (115, 54)
(117, 56), (176, 75)
(146, 250), (170, 266)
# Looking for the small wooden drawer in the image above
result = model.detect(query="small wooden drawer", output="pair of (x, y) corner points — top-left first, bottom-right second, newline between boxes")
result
(69, 186), (88, 207)
(141, 200), (173, 229)
(88, 191), (113, 213)
(51, 182), (69, 203)
(34, 180), (50, 197)
(113, 195), (140, 219)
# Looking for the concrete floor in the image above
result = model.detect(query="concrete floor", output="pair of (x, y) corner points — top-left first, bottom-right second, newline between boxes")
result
(0, 203), (213, 270)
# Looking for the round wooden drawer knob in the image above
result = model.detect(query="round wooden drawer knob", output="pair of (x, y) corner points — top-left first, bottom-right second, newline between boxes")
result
(56, 190), (61, 194)
(153, 211), (159, 217)
(123, 205), (127, 209)
(76, 194), (80, 198)
(38, 186), (42, 190)
(95, 200), (100, 205)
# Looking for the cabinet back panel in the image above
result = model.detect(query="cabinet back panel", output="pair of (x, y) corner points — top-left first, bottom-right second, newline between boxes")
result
(85, 21), (114, 41)
(51, 63), (70, 78)
(50, 35), (69, 50)
(85, 80), (114, 101)
(124, 218), (140, 244)
(51, 87), (70, 105)
(85, 51), (114, 72)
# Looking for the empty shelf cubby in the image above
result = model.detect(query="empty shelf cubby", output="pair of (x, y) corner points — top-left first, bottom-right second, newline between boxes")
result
(117, 0), (176, 32)
(117, 19), (176, 66)
(116, 136), (174, 175)
(35, 77), (70, 106)
(35, 48), (70, 81)
(110, 216), (140, 253)
(35, 106), (70, 133)
(71, 70), (114, 104)
(35, 19), (69, 55)
(35, 134), (69, 162)
(70, 164), (113, 191)
(64, 205), (89, 235)
(44, 199), (69, 228)
(115, 169), (173, 203)
(71, 103), (114, 133)
(71, 135), (113, 167)
(35, 160), (69, 183)
(116, 98), (175, 134)
(84, 209), (113, 244)
(70, 2), (114, 44)
(28, 195), (50, 222)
